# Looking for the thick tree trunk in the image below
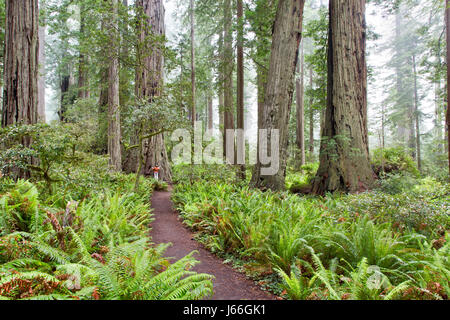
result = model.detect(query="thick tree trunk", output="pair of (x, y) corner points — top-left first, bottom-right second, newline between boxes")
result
(190, 0), (196, 127)
(312, 0), (374, 195)
(250, 0), (306, 191)
(2, 0), (39, 128)
(135, 0), (172, 182)
(236, 0), (246, 179)
(446, 0), (450, 179)
(107, 0), (122, 172)
(296, 42), (305, 168)
(38, 24), (46, 122)
(223, 0), (234, 158)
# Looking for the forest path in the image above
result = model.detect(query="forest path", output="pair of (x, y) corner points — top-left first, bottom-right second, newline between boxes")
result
(150, 187), (276, 300)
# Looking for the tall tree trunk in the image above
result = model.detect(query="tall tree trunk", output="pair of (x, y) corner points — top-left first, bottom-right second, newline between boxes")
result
(107, 0), (122, 172)
(412, 54), (421, 172)
(2, 0), (39, 128)
(208, 95), (213, 130)
(446, 0), (450, 179)
(250, 0), (306, 191)
(394, 8), (408, 147)
(435, 82), (444, 154)
(223, 0), (235, 159)
(135, 0), (172, 182)
(38, 23), (46, 123)
(308, 68), (314, 160)
(78, 3), (89, 99)
(296, 41), (305, 168)
(236, 0), (246, 179)
(312, 0), (374, 195)
(218, 30), (225, 138)
(408, 58), (417, 160)
(190, 0), (196, 127)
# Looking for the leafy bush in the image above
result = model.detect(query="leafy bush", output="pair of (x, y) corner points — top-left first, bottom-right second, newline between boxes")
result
(372, 147), (420, 178)
(286, 163), (319, 194)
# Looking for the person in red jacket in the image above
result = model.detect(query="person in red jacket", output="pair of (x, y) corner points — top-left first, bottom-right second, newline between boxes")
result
(152, 165), (160, 180)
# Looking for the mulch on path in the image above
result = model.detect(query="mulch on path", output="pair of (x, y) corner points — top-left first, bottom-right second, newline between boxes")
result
(150, 188), (276, 301)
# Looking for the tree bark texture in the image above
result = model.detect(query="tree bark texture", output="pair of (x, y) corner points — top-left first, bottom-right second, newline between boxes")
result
(190, 0), (196, 127)
(2, 0), (39, 128)
(237, 0), (246, 179)
(107, 0), (122, 172)
(223, 0), (235, 157)
(312, 0), (374, 195)
(251, 0), (306, 191)
(135, 0), (172, 182)
(308, 68), (314, 159)
(446, 0), (450, 179)
(78, 3), (89, 100)
(38, 24), (46, 122)
(296, 42), (305, 168)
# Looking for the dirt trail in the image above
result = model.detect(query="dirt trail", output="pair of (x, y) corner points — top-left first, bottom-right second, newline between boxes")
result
(150, 188), (276, 300)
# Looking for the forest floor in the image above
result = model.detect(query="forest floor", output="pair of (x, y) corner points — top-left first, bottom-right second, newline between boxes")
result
(150, 187), (276, 300)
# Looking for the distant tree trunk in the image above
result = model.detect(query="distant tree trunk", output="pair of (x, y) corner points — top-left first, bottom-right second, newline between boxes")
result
(223, 0), (235, 158)
(236, 0), (246, 179)
(107, 0), (122, 172)
(394, 7), (408, 147)
(412, 54), (421, 172)
(435, 82), (444, 154)
(190, 0), (196, 127)
(250, 0), (306, 191)
(135, 0), (172, 182)
(119, 0), (130, 110)
(312, 0), (374, 195)
(78, 3), (89, 100)
(38, 24), (46, 123)
(218, 30), (225, 138)
(446, 0), (450, 179)
(2, 0), (39, 128)
(59, 75), (70, 122)
(408, 58), (417, 160)
(208, 95), (213, 130)
(296, 42), (305, 169)
(308, 68), (314, 160)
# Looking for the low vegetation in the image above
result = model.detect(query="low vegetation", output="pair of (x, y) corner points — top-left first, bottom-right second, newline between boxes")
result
(0, 125), (213, 300)
(172, 164), (449, 300)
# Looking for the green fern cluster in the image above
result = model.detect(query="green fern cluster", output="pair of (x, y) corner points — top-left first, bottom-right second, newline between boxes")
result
(173, 177), (449, 301)
(0, 178), (215, 300)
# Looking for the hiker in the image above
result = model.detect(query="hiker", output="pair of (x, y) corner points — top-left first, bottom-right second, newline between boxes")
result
(152, 165), (160, 180)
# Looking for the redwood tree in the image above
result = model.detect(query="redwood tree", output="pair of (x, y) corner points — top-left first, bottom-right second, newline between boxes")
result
(312, 0), (374, 195)
(107, 0), (122, 172)
(251, 0), (306, 191)
(223, 0), (234, 159)
(2, 0), (39, 128)
(446, 0), (450, 179)
(236, 0), (245, 179)
(296, 42), (305, 168)
(135, 0), (172, 182)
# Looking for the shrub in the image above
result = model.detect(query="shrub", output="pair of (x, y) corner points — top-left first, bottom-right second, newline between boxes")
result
(372, 147), (420, 178)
